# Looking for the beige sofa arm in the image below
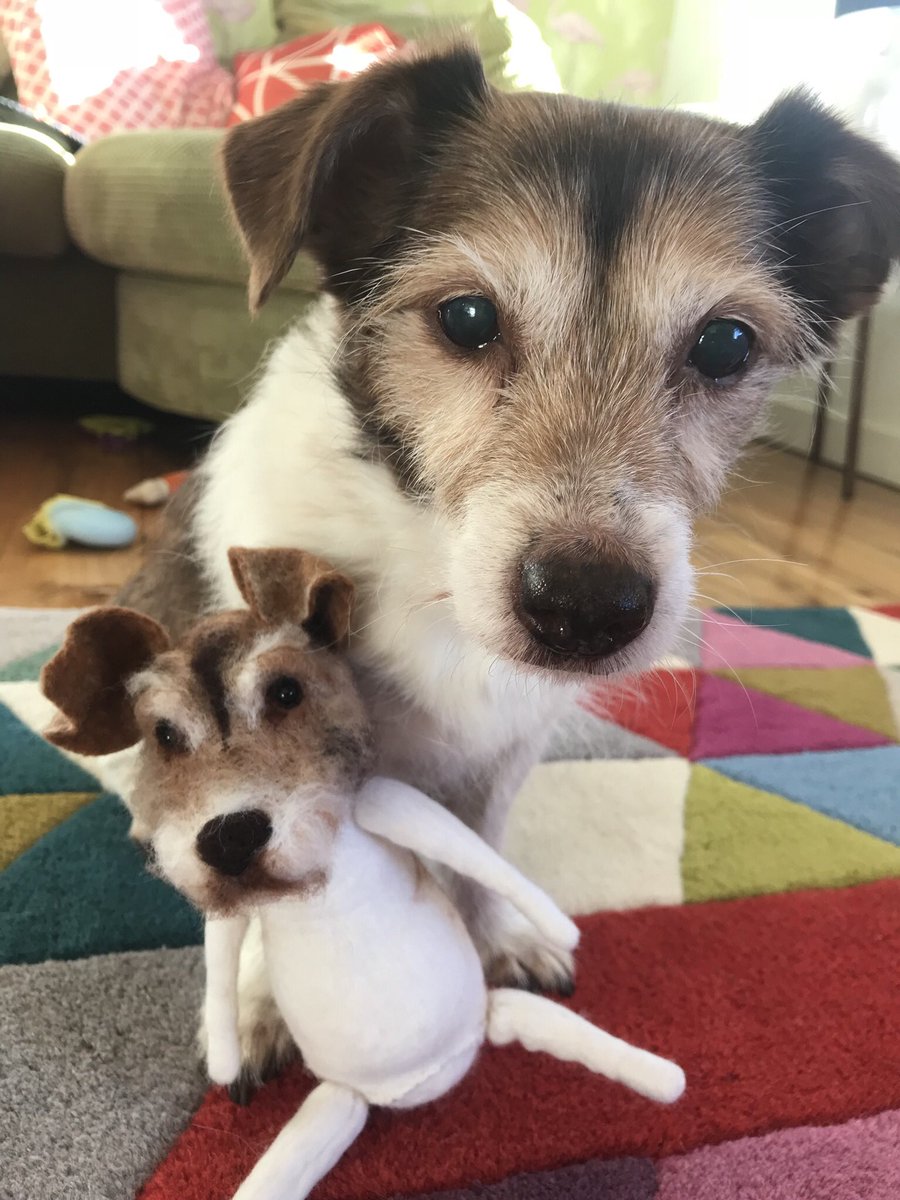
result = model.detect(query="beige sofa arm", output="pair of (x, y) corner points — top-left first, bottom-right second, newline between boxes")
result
(1, 125), (74, 258)
(65, 127), (317, 295)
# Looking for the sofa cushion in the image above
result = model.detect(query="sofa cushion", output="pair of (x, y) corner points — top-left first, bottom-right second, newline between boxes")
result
(118, 272), (310, 419)
(228, 24), (404, 124)
(64, 127), (317, 293)
(0, 124), (72, 257)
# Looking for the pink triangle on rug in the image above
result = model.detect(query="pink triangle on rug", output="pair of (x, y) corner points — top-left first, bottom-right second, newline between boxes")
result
(700, 613), (870, 670)
(691, 673), (891, 760)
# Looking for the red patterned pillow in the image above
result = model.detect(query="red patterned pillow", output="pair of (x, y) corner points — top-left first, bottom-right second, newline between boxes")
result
(0, 0), (233, 142)
(228, 24), (404, 126)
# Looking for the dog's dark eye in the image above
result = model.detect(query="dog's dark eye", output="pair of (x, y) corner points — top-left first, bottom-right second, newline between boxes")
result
(266, 675), (303, 710)
(154, 719), (187, 754)
(438, 295), (500, 350)
(688, 319), (753, 382)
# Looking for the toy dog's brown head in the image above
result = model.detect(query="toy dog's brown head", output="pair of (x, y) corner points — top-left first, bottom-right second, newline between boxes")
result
(41, 548), (373, 914)
(222, 43), (900, 677)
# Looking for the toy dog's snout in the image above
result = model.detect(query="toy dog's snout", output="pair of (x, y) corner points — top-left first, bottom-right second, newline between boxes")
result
(196, 809), (272, 877)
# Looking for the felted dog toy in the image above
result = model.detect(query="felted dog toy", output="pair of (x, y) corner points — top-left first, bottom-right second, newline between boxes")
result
(40, 546), (685, 1200)
(22, 494), (137, 549)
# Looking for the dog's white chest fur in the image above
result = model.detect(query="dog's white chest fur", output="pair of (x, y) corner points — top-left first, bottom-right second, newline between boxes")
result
(261, 817), (486, 1108)
(195, 299), (566, 772)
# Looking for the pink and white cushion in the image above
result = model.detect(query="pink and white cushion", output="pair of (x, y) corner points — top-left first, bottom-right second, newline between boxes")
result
(0, 0), (233, 141)
(228, 24), (404, 126)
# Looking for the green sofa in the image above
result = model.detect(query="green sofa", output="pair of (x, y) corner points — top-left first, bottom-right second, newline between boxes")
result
(0, 0), (564, 421)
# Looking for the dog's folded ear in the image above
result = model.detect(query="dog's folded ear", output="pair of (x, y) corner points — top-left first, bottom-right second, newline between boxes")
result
(748, 89), (900, 331)
(220, 41), (487, 310)
(41, 609), (171, 755)
(228, 547), (355, 649)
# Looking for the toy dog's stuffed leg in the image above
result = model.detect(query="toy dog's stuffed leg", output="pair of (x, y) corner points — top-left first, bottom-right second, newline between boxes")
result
(487, 989), (685, 1104)
(232, 1082), (368, 1200)
(355, 778), (580, 952)
(204, 914), (249, 1086)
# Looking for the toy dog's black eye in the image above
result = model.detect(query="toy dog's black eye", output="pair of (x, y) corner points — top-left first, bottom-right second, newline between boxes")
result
(688, 319), (753, 382)
(154, 719), (187, 754)
(438, 295), (500, 350)
(266, 675), (303, 710)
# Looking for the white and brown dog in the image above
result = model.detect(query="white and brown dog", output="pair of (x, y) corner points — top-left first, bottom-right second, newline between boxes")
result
(119, 42), (900, 1091)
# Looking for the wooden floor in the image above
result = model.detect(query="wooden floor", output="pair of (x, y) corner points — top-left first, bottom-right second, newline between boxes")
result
(2, 411), (899, 610)
(0, 413), (194, 608)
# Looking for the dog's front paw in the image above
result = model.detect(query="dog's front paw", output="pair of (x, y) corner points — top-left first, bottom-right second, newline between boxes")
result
(472, 892), (576, 996)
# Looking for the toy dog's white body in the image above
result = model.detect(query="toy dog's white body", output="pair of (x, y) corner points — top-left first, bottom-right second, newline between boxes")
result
(205, 777), (685, 1200)
(255, 814), (485, 1108)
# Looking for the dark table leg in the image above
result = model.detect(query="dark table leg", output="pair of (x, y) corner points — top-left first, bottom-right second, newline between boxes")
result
(842, 311), (872, 501)
(810, 363), (831, 464)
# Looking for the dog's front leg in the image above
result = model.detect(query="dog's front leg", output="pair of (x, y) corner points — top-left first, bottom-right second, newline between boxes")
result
(441, 740), (576, 996)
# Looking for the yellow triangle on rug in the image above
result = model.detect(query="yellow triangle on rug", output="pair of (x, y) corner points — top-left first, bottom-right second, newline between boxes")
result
(0, 791), (99, 869)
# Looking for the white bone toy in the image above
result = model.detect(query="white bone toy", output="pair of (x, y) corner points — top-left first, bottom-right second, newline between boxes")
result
(41, 546), (685, 1200)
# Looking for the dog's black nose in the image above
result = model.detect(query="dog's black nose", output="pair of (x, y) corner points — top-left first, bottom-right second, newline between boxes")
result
(196, 810), (272, 877)
(517, 555), (655, 659)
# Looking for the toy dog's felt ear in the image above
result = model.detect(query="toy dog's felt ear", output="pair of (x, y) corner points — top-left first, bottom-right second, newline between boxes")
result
(41, 608), (171, 755)
(228, 546), (355, 648)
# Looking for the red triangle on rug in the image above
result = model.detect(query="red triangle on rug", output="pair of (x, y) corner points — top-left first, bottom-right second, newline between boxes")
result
(700, 614), (869, 670)
(583, 669), (696, 756)
(875, 605), (900, 620)
(691, 673), (891, 760)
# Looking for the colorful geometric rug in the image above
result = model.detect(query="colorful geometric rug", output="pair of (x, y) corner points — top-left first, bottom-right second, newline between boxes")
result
(2, 603), (900, 1200)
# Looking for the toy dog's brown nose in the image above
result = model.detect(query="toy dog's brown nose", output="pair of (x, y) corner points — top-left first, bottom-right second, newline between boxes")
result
(517, 555), (655, 660)
(196, 810), (272, 877)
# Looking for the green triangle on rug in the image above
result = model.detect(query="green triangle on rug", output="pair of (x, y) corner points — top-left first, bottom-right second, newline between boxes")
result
(0, 793), (202, 966)
(722, 606), (871, 657)
(682, 764), (900, 903)
(884, 667), (900, 736)
(0, 701), (97, 795)
(701, 747), (900, 844)
(0, 791), (99, 869)
(711, 667), (898, 740)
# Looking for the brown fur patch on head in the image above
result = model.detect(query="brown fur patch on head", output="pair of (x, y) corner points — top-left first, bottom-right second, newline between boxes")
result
(220, 40), (487, 309)
(183, 611), (253, 740)
(228, 546), (355, 648)
(41, 608), (170, 755)
(746, 90), (900, 325)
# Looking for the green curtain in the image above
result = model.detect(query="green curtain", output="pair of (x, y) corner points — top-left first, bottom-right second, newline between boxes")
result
(204, 0), (680, 103)
(519, 0), (676, 102)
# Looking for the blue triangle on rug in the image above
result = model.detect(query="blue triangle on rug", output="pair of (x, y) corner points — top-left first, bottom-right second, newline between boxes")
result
(0, 793), (202, 966)
(702, 746), (900, 845)
(0, 701), (96, 794)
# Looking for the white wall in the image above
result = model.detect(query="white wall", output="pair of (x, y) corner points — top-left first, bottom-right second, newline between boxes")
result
(662, 0), (900, 488)
(662, 0), (834, 119)
(770, 283), (900, 488)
